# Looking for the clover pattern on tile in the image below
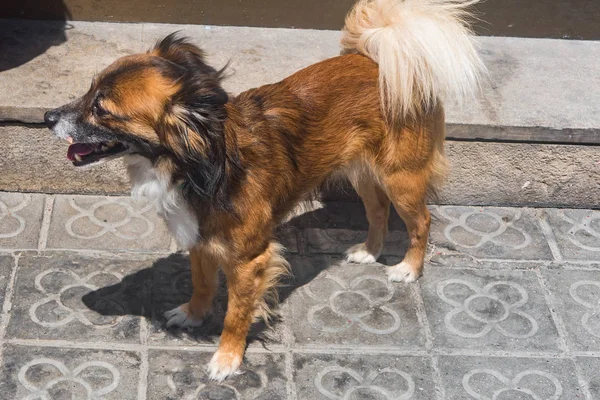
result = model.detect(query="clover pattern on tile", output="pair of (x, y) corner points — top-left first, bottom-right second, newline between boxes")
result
(315, 366), (415, 400)
(0, 193), (30, 239)
(560, 210), (600, 252)
(166, 367), (268, 400)
(437, 279), (538, 338)
(439, 207), (531, 249)
(462, 368), (562, 400)
(17, 358), (120, 399)
(29, 269), (125, 328)
(569, 280), (600, 338)
(304, 272), (401, 334)
(65, 197), (155, 240)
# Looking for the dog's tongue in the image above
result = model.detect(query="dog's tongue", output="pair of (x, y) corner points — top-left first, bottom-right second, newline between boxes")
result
(67, 143), (96, 161)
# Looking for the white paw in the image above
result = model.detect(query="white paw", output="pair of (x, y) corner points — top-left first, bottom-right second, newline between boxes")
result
(345, 242), (380, 264)
(207, 349), (243, 382)
(164, 305), (204, 329)
(387, 262), (420, 283)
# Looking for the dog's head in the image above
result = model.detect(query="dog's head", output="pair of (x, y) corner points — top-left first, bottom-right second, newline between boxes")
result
(45, 33), (233, 202)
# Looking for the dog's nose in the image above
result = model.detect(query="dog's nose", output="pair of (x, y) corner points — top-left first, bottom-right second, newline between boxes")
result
(44, 110), (59, 129)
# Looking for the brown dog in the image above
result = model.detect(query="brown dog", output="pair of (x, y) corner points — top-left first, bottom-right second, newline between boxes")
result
(45, 0), (484, 380)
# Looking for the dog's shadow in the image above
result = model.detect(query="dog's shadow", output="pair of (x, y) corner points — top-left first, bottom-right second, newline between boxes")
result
(82, 203), (408, 345)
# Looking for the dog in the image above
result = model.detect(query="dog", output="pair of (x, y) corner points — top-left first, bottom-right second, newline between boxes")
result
(44, 0), (485, 381)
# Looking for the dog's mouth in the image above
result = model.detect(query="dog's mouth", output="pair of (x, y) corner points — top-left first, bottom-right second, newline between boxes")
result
(67, 140), (128, 166)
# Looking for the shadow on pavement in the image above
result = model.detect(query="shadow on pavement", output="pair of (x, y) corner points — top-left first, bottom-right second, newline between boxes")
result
(0, 0), (70, 72)
(82, 204), (408, 345)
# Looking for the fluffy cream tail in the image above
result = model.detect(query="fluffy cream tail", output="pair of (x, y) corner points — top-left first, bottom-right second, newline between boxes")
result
(341, 0), (486, 120)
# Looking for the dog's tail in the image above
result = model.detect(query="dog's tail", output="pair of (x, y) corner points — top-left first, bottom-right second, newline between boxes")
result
(341, 0), (485, 121)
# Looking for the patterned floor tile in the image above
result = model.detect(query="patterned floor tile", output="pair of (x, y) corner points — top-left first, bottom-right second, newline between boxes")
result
(437, 356), (584, 399)
(147, 350), (287, 400)
(544, 209), (600, 261)
(293, 353), (435, 400)
(575, 357), (600, 399)
(0, 345), (141, 400)
(284, 255), (425, 348)
(46, 195), (171, 251)
(419, 268), (561, 352)
(287, 201), (406, 231)
(276, 225), (300, 254)
(542, 269), (600, 351)
(6, 252), (151, 343)
(0, 193), (45, 249)
(431, 206), (552, 260)
(305, 228), (408, 256)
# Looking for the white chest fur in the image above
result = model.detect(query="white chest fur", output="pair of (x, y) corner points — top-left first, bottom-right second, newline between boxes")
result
(124, 155), (199, 250)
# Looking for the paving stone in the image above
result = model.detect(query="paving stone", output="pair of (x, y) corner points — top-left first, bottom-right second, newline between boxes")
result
(431, 206), (553, 260)
(543, 209), (600, 261)
(147, 350), (287, 399)
(437, 356), (585, 399)
(0, 21), (143, 122)
(0, 345), (141, 400)
(542, 269), (600, 351)
(0, 255), (13, 308)
(0, 192), (45, 250)
(305, 228), (408, 256)
(275, 225), (299, 254)
(287, 201), (406, 231)
(147, 253), (284, 347)
(575, 357), (600, 399)
(285, 255), (425, 348)
(140, 24), (340, 98)
(6, 252), (152, 343)
(47, 195), (171, 251)
(293, 353), (435, 400)
(419, 268), (561, 352)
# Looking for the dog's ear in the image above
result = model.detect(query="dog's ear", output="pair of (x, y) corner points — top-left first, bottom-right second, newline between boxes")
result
(158, 105), (229, 206)
(153, 33), (232, 207)
(152, 33), (223, 78)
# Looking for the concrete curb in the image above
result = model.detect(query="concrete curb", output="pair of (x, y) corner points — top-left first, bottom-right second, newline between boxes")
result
(1, 20), (600, 136)
(1, 20), (599, 207)
(3, 125), (598, 208)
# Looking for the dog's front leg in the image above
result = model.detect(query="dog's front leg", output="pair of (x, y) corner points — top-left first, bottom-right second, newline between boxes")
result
(207, 243), (281, 381)
(164, 246), (218, 328)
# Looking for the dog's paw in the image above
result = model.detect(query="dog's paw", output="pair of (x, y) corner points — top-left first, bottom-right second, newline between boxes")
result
(387, 262), (420, 283)
(164, 305), (204, 329)
(345, 242), (380, 264)
(207, 349), (243, 382)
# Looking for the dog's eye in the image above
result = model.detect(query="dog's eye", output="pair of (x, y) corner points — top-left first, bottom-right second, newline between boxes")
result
(92, 103), (109, 118)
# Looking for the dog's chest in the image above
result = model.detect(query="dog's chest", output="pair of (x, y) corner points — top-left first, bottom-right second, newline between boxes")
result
(124, 156), (199, 249)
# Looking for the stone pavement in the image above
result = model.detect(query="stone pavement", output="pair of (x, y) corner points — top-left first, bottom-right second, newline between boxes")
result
(0, 191), (599, 399)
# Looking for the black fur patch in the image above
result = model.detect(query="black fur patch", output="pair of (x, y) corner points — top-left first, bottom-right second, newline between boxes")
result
(154, 33), (242, 210)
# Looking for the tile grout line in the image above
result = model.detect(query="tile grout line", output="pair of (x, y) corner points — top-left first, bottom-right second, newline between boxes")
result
(411, 284), (433, 350)
(533, 269), (569, 353)
(431, 356), (445, 400)
(536, 211), (564, 262)
(37, 195), (55, 251)
(280, 302), (297, 400)
(0, 254), (21, 368)
(534, 268), (594, 400)
(284, 351), (297, 400)
(137, 312), (149, 400)
(410, 284), (445, 399)
(169, 237), (178, 253)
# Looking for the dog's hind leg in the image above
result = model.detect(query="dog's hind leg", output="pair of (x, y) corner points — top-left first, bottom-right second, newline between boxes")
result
(381, 171), (431, 283)
(164, 246), (219, 329)
(345, 177), (391, 264)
